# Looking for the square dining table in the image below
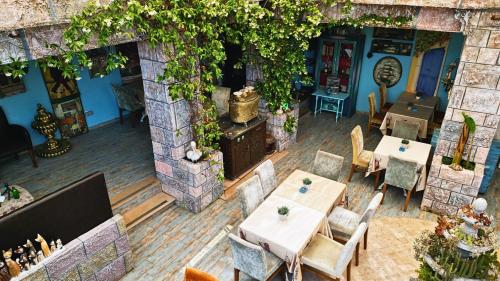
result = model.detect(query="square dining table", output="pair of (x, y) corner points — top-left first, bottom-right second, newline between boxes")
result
(366, 135), (431, 191)
(271, 169), (346, 214)
(238, 169), (345, 281)
(379, 103), (435, 139)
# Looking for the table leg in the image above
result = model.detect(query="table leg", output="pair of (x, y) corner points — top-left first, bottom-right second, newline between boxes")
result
(374, 171), (381, 191)
(314, 96), (318, 116)
(341, 99), (345, 118)
(320, 98), (323, 114)
(336, 99), (341, 122)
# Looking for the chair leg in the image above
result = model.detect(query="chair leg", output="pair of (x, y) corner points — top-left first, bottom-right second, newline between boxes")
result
(347, 261), (351, 281)
(355, 242), (359, 266)
(364, 228), (368, 250)
(374, 171), (381, 190)
(403, 188), (414, 212)
(348, 164), (355, 182)
(381, 183), (388, 204)
(119, 108), (124, 125)
(30, 149), (38, 168)
(234, 268), (239, 281)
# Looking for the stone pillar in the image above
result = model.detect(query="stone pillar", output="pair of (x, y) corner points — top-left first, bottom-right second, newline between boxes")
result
(137, 42), (223, 213)
(422, 11), (500, 214)
(248, 65), (299, 151)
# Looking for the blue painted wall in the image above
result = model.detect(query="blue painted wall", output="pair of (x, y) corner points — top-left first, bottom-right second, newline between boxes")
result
(356, 27), (415, 112)
(0, 61), (54, 145)
(355, 28), (464, 113)
(0, 60), (123, 146)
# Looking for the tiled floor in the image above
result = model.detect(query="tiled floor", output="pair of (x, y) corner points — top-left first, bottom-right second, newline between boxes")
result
(123, 112), (497, 280)
(0, 121), (155, 200)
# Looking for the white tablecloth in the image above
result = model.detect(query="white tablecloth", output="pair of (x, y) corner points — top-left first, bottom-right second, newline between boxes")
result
(366, 136), (431, 191)
(239, 196), (332, 281)
(271, 170), (346, 214)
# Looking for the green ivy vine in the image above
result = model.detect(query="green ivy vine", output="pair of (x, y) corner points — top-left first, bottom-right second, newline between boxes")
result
(284, 115), (297, 134)
(415, 30), (450, 56)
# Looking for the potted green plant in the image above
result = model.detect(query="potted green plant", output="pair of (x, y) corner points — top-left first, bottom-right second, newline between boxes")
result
(303, 178), (312, 188)
(401, 139), (410, 150)
(277, 206), (289, 221)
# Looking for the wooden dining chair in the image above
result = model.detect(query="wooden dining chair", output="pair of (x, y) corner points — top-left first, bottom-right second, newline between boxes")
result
(301, 223), (368, 281)
(367, 92), (385, 136)
(237, 175), (264, 219)
(228, 233), (286, 281)
(381, 156), (419, 212)
(378, 83), (392, 113)
(185, 267), (219, 281)
(327, 192), (383, 266)
(392, 120), (420, 141)
(254, 159), (278, 197)
(348, 126), (375, 185)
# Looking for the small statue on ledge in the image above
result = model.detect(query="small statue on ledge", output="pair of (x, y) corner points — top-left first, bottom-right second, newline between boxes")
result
(35, 234), (51, 257)
(1, 183), (20, 200)
(186, 141), (202, 163)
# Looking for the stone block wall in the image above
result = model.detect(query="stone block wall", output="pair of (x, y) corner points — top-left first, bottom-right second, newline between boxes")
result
(18, 215), (132, 281)
(258, 99), (299, 151)
(422, 11), (500, 214)
(138, 41), (223, 213)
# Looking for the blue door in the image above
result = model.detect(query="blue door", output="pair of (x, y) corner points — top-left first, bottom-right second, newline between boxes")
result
(416, 48), (445, 97)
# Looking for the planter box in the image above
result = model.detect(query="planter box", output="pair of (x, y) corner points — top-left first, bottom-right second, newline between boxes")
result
(258, 101), (299, 152)
(162, 151), (224, 213)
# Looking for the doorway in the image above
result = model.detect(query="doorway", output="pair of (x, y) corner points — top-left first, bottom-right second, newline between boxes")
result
(416, 47), (445, 97)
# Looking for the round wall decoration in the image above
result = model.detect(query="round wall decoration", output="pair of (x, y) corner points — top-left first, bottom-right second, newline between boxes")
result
(373, 56), (402, 88)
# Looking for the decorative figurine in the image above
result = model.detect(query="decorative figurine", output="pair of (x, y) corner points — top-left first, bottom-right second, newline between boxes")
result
(18, 255), (29, 271)
(0, 261), (11, 281)
(2, 249), (21, 277)
(186, 141), (202, 163)
(35, 234), (51, 257)
(49, 241), (56, 253)
(56, 239), (63, 250)
(28, 250), (38, 266)
(36, 251), (44, 263)
(0, 195), (5, 207)
(24, 240), (36, 255)
(1, 184), (12, 201)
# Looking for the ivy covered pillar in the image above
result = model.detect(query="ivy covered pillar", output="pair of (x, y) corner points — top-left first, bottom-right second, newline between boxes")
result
(247, 64), (299, 151)
(138, 42), (223, 213)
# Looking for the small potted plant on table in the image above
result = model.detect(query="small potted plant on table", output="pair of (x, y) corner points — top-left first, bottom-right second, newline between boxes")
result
(400, 139), (410, 151)
(277, 206), (289, 221)
(300, 178), (312, 193)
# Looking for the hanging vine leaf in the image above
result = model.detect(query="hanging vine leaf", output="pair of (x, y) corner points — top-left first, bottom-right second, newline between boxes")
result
(415, 30), (450, 56)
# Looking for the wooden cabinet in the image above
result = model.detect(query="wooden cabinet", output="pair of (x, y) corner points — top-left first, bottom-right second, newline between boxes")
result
(219, 117), (267, 179)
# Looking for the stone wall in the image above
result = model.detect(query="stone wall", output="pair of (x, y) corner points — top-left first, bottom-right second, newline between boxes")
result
(18, 215), (132, 281)
(257, 99), (299, 152)
(422, 11), (500, 214)
(137, 41), (223, 213)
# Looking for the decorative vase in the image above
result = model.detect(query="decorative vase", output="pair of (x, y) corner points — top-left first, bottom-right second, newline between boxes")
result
(10, 187), (20, 199)
(31, 104), (71, 158)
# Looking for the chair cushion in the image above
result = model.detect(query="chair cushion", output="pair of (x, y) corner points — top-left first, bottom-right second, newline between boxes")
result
(328, 207), (361, 238)
(357, 150), (373, 168)
(302, 234), (344, 279)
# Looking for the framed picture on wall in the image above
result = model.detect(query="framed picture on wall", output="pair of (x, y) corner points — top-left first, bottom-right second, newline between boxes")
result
(371, 40), (413, 56)
(373, 28), (415, 41)
(0, 73), (26, 98)
(41, 66), (88, 137)
(373, 56), (403, 88)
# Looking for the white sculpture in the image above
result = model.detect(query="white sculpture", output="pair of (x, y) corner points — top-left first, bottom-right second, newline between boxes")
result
(186, 141), (202, 163)
(56, 239), (63, 250)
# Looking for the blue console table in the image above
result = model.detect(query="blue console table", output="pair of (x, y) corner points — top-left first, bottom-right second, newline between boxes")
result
(312, 90), (350, 122)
